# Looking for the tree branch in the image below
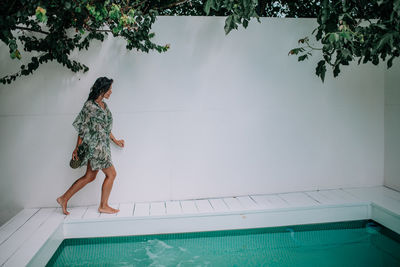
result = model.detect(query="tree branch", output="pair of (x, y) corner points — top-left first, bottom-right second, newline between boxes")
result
(14, 26), (49, 35)
(156, 0), (191, 10)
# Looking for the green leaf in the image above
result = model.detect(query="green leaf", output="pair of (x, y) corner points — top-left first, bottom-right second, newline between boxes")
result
(243, 19), (249, 28)
(224, 15), (236, 35)
(35, 6), (48, 23)
(376, 33), (392, 52)
(341, 49), (352, 59)
(316, 60), (326, 82)
(298, 54), (308, 61)
(387, 56), (395, 68)
(333, 65), (340, 77)
(204, 0), (215, 15)
(340, 31), (351, 40)
(328, 33), (339, 43)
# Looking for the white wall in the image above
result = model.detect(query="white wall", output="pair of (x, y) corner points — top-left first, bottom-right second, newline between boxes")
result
(0, 17), (385, 226)
(384, 59), (400, 191)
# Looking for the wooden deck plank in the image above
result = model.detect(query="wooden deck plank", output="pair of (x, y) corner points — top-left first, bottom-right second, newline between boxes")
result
(0, 209), (39, 245)
(223, 197), (243, 211)
(4, 208), (65, 267)
(343, 187), (377, 202)
(117, 202), (135, 218)
(64, 206), (88, 221)
(318, 190), (354, 204)
(336, 189), (363, 201)
(209, 198), (229, 212)
(99, 203), (120, 218)
(195, 199), (214, 213)
(305, 191), (331, 204)
(251, 194), (289, 209)
(278, 192), (319, 207)
(180, 200), (198, 214)
(82, 205), (100, 219)
(263, 194), (290, 209)
(165, 201), (182, 215)
(0, 208), (55, 265)
(133, 203), (150, 217)
(249, 195), (276, 209)
(208, 198), (230, 212)
(236, 196), (260, 210)
(150, 202), (166, 216)
(344, 187), (400, 214)
(381, 186), (400, 201)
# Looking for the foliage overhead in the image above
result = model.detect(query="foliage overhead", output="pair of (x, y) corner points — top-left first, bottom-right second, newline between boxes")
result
(1, 0), (399, 84)
(288, 0), (400, 81)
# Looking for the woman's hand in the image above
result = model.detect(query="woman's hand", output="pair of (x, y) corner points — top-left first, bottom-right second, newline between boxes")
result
(114, 139), (125, 148)
(72, 147), (79, 160)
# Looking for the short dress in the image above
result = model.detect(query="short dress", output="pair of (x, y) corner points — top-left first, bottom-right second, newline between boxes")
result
(72, 99), (113, 170)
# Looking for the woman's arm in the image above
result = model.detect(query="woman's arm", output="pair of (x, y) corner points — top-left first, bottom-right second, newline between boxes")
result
(76, 135), (83, 149)
(72, 135), (82, 159)
(109, 132), (117, 144)
(110, 132), (125, 147)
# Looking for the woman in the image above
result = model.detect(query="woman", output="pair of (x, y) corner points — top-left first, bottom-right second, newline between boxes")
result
(57, 77), (125, 215)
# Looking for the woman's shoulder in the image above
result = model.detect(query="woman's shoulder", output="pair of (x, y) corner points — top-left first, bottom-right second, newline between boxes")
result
(84, 99), (93, 105)
(83, 99), (95, 108)
(81, 100), (97, 113)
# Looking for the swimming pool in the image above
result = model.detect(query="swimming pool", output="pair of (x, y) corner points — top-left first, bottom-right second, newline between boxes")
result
(45, 220), (400, 266)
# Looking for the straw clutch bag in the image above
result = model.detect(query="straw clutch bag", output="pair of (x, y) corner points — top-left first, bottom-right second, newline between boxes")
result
(69, 143), (88, 169)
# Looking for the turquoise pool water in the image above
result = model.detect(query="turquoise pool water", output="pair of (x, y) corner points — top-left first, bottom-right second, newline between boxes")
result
(46, 220), (400, 266)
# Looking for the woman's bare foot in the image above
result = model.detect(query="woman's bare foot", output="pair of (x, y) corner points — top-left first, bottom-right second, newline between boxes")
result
(98, 205), (119, 214)
(56, 196), (70, 215)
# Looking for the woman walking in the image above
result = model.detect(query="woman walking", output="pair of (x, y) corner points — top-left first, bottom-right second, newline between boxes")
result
(57, 77), (125, 215)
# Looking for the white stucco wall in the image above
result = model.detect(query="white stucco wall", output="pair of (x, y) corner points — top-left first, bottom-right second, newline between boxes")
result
(0, 17), (385, 226)
(384, 59), (400, 191)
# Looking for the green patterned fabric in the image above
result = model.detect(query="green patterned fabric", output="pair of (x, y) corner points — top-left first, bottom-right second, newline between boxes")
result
(72, 99), (113, 170)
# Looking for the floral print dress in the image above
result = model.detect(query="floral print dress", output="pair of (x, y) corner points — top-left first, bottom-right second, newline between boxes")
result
(72, 99), (113, 170)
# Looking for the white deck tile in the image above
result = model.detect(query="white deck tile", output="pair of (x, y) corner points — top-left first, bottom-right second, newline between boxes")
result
(381, 186), (400, 201)
(223, 197), (243, 211)
(278, 192), (318, 207)
(343, 187), (382, 202)
(208, 198), (230, 212)
(82, 205), (100, 219)
(305, 191), (331, 204)
(3, 208), (66, 267)
(117, 202), (135, 217)
(267, 194), (290, 208)
(249, 195), (276, 209)
(65, 206), (88, 221)
(333, 189), (362, 202)
(0, 208), (55, 265)
(344, 186), (400, 214)
(150, 202), (166, 216)
(99, 203), (120, 218)
(165, 201), (182, 215)
(318, 189), (357, 204)
(195, 199), (214, 213)
(0, 209), (39, 245)
(133, 203), (150, 217)
(180, 200), (198, 214)
(236, 196), (260, 210)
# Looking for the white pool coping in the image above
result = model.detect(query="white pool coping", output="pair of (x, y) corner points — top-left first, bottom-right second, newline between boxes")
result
(1, 185), (400, 266)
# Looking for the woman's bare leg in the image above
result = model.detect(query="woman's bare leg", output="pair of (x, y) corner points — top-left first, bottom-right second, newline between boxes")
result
(57, 161), (99, 215)
(98, 164), (119, 214)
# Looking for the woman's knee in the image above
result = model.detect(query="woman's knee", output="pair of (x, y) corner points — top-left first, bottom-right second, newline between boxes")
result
(108, 169), (117, 179)
(85, 172), (98, 182)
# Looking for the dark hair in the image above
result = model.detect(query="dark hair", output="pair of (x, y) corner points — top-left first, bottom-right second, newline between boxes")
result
(87, 77), (113, 101)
